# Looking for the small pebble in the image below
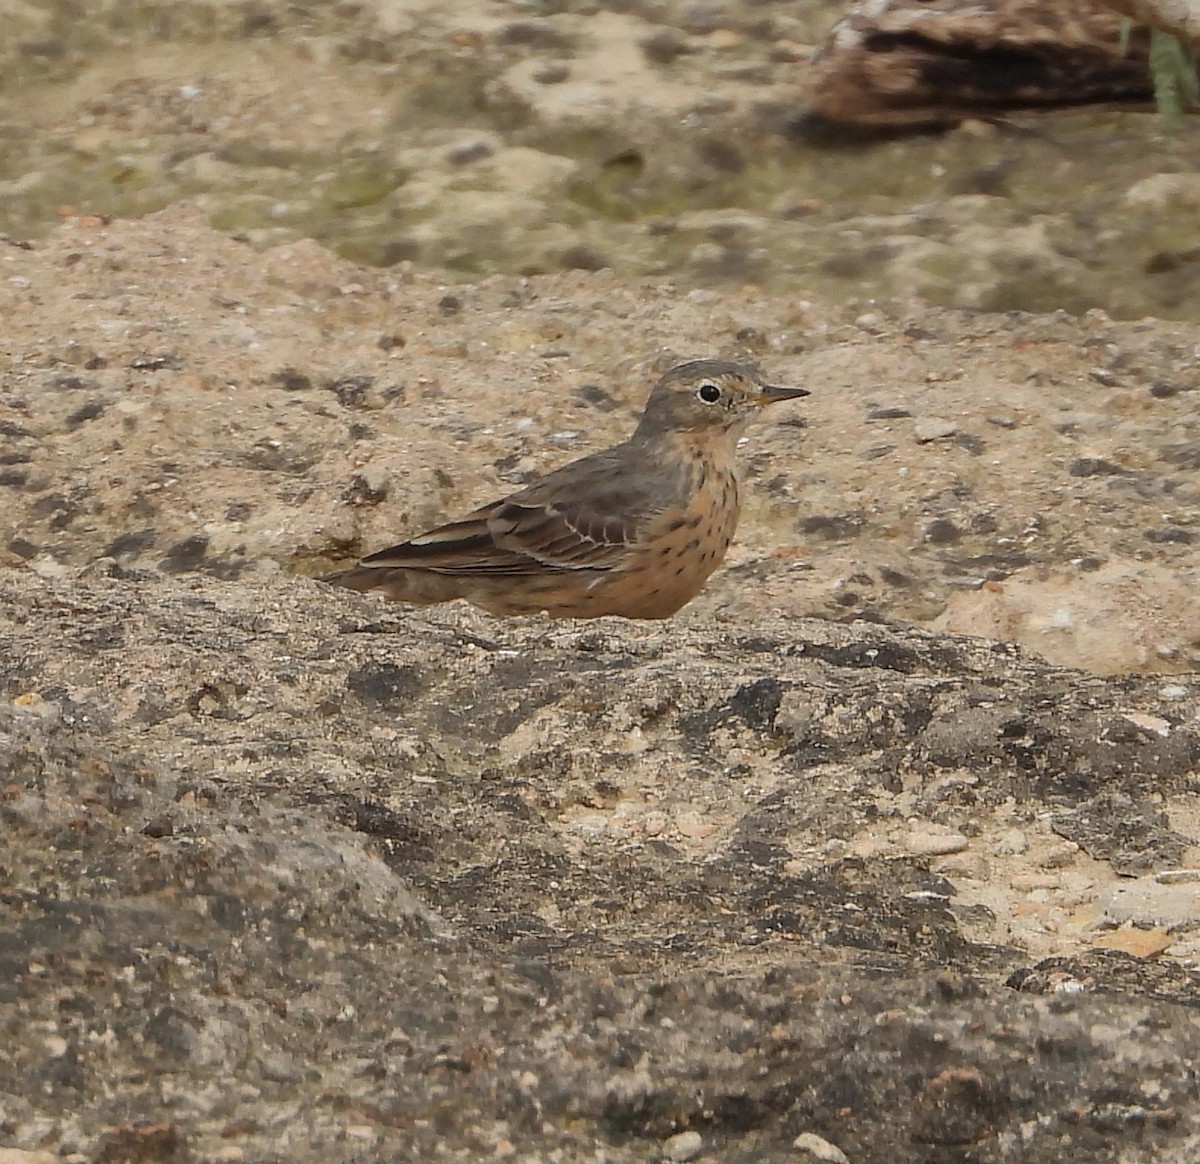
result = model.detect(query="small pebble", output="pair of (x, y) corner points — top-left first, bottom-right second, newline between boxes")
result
(792, 1132), (851, 1163)
(642, 812), (668, 837)
(904, 830), (969, 856)
(663, 1129), (703, 1161)
(535, 63), (571, 83)
(569, 813), (612, 838)
(994, 828), (1029, 856)
(676, 812), (716, 839)
(780, 198), (824, 218)
(913, 417), (958, 443)
(924, 518), (961, 545)
(934, 853), (990, 880)
(344, 464), (391, 506)
(1036, 841), (1080, 870)
(1119, 711), (1171, 737)
(446, 140), (494, 166)
(641, 28), (691, 64)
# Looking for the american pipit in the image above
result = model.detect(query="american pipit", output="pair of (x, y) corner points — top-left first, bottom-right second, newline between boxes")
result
(322, 359), (809, 618)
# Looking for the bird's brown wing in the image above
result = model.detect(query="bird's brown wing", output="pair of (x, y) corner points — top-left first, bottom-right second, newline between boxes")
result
(358, 448), (666, 576)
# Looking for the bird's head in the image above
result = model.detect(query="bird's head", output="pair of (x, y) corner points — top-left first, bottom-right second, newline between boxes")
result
(633, 359), (809, 441)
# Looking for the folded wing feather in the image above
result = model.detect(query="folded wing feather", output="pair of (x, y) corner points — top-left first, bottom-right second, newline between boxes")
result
(357, 448), (664, 576)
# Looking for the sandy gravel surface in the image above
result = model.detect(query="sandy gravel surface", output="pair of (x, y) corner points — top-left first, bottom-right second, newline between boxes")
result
(3, 205), (1199, 675)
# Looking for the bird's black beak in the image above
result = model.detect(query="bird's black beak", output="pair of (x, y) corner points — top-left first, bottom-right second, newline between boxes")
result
(753, 382), (810, 406)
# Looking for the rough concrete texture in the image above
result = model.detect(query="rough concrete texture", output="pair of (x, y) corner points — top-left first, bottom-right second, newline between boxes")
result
(4, 571), (1200, 1162)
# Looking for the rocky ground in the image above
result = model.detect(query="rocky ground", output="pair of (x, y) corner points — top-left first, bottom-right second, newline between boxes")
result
(3, 205), (1200, 675)
(4, 572), (1200, 1163)
(3, 0), (1200, 318)
(2, 2), (1200, 1163)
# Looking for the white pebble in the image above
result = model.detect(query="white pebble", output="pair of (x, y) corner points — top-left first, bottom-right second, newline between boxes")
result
(904, 830), (969, 856)
(913, 417), (958, 442)
(663, 1130), (704, 1161)
(793, 1131), (851, 1163)
(994, 828), (1029, 856)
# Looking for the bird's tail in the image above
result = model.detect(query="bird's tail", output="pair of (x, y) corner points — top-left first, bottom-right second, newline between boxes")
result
(320, 566), (461, 605)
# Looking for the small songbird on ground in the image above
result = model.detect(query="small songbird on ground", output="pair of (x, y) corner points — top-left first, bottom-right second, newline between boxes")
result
(322, 359), (809, 619)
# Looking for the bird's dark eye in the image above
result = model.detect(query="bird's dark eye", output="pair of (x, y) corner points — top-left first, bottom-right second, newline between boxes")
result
(697, 381), (721, 404)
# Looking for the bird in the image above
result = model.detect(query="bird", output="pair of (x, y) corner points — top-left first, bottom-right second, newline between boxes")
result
(321, 359), (809, 619)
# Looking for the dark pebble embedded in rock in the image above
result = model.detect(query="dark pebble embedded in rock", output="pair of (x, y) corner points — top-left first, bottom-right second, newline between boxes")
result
(140, 814), (175, 838)
(575, 383), (619, 411)
(1144, 526), (1193, 544)
(1162, 441), (1200, 468)
(496, 20), (572, 50)
(800, 512), (866, 540)
(129, 354), (183, 371)
(157, 534), (209, 572)
(49, 374), (101, 392)
(910, 1066), (999, 1146)
(641, 29), (692, 64)
(271, 367), (313, 391)
(103, 528), (157, 558)
(65, 399), (108, 429)
(1069, 457), (1132, 477)
(560, 246), (609, 272)
(924, 518), (962, 545)
(446, 141), (494, 166)
(326, 375), (375, 408)
(533, 64), (571, 84)
(343, 466), (390, 506)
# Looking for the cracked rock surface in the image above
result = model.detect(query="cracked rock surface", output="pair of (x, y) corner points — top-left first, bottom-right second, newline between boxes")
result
(3, 571), (1200, 1161)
